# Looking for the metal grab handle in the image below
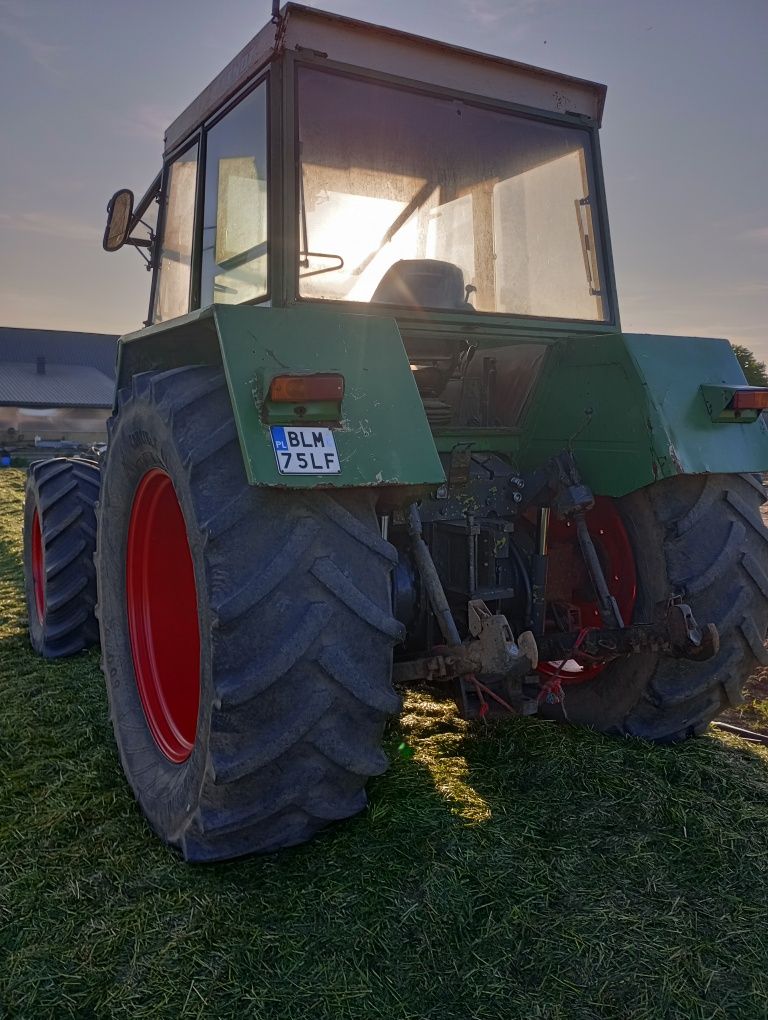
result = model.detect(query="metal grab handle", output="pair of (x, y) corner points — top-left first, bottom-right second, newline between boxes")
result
(574, 196), (602, 298)
(298, 251), (345, 278)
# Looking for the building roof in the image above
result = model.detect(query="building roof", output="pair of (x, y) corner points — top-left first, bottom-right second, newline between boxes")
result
(0, 327), (118, 380)
(0, 363), (114, 408)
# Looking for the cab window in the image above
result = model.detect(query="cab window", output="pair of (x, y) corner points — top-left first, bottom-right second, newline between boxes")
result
(153, 144), (199, 323)
(201, 83), (268, 305)
(297, 68), (608, 321)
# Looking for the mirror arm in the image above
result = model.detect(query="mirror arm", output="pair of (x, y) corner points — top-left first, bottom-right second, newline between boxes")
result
(123, 174), (161, 254)
(131, 172), (162, 225)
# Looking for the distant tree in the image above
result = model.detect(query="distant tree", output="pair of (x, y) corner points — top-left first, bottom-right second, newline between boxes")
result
(731, 344), (768, 386)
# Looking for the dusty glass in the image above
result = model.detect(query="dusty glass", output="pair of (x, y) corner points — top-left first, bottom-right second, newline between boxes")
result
(201, 83), (269, 306)
(298, 68), (608, 321)
(153, 144), (199, 323)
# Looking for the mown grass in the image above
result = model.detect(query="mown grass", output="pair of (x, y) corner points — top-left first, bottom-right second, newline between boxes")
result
(723, 672), (768, 734)
(3, 467), (768, 1018)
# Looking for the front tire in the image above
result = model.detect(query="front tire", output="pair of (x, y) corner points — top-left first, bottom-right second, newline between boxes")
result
(541, 473), (768, 742)
(96, 366), (403, 861)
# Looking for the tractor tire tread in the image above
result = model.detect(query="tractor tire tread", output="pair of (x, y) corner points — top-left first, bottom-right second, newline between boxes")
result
(24, 458), (101, 658)
(215, 601), (333, 707)
(624, 473), (768, 741)
(98, 366), (400, 862)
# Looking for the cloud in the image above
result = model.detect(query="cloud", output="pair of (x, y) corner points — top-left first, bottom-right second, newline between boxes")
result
(737, 226), (768, 244)
(459, 0), (545, 27)
(727, 282), (768, 298)
(663, 323), (766, 343)
(0, 4), (65, 75)
(673, 282), (768, 300)
(0, 212), (100, 243)
(119, 104), (177, 141)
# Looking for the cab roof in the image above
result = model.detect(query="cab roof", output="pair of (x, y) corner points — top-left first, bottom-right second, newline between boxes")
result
(165, 4), (606, 157)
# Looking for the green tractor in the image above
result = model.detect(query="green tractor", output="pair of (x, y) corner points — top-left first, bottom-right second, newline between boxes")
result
(23, 4), (768, 862)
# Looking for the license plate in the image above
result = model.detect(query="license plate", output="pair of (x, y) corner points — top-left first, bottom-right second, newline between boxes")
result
(271, 426), (341, 475)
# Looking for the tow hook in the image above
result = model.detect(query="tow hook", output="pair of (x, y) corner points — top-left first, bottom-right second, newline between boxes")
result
(392, 598), (538, 687)
(466, 599), (539, 674)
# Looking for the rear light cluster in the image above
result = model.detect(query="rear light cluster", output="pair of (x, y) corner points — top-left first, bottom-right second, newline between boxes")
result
(268, 374), (345, 403)
(730, 389), (768, 411)
(700, 383), (768, 423)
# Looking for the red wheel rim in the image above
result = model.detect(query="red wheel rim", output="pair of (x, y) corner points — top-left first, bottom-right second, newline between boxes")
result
(538, 497), (637, 684)
(31, 508), (45, 623)
(126, 469), (201, 763)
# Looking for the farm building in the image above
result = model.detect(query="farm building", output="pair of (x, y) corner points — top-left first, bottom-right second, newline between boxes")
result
(0, 326), (117, 450)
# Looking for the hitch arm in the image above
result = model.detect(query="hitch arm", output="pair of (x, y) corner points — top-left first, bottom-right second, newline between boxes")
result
(406, 503), (461, 646)
(573, 512), (625, 629)
(536, 603), (719, 663)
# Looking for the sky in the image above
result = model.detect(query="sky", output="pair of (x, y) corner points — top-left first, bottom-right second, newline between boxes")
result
(1, 0), (766, 358)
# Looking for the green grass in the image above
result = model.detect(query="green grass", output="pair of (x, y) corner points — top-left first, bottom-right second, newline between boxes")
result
(723, 673), (768, 734)
(3, 467), (768, 1019)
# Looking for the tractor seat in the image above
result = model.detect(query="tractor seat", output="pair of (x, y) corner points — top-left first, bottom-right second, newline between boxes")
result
(371, 259), (472, 389)
(371, 259), (474, 311)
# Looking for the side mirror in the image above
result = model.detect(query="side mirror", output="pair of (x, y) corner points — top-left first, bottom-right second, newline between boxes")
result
(103, 189), (134, 252)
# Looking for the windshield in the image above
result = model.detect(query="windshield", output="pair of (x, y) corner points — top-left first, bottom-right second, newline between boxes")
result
(297, 68), (609, 321)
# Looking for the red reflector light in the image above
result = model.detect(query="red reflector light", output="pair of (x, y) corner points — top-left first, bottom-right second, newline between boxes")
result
(268, 374), (345, 403)
(731, 389), (768, 411)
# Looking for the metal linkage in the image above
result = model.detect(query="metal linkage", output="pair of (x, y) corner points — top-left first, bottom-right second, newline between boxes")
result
(391, 604), (537, 687)
(536, 602), (718, 663)
(529, 506), (550, 634)
(573, 513), (625, 629)
(405, 503), (461, 647)
(547, 450), (625, 630)
(400, 505), (538, 715)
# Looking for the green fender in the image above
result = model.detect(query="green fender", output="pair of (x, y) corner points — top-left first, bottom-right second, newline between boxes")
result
(519, 332), (768, 497)
(116, 304), (445, 491)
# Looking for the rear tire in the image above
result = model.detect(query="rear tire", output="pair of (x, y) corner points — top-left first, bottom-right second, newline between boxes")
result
(23, 458), (100, 658)
(540, 473), (768, 742)
(96, 366), (403, 861)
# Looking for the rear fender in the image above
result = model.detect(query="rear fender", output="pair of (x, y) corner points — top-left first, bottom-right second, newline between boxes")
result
(520, 332), (768, 497)
(115, 304), (445, 492)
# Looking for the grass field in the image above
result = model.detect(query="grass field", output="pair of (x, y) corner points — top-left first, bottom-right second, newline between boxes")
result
(3, 467), (768, 1019)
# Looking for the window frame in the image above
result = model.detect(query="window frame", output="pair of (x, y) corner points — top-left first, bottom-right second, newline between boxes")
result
(286, 53), (620, 332)
(150, 71), (272, 324)
(197, 72), (272, 311)
(150, 136), (202, 326)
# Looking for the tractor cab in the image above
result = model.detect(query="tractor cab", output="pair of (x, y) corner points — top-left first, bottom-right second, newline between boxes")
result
(106, 3), (615, 339)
